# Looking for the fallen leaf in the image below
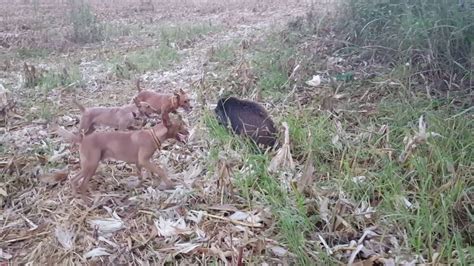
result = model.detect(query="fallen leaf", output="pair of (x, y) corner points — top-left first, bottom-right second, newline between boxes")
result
(270, 245), (288, 257)
(173, 243), (201, 255)
(55, 226), (75, 250)
(352, 176), (366, 183)
(0, 249), (12, 260)
(399, 115), (443, 163)
(306, 75), (321, 87)
(0, 84), (11, 112)
(229, 210), (263, 225)
(154, 217), (193, 237)
(229, 211), (249, 221)
(269, 122), (294, 172)
(48, 149), (70, 163)
(318, 197), (330, 224)
(186, 210), (204, 224)
(39, 169), (69, 185)
(83, 247), (111, 259)
(0, 187), (7, 197)
(88, 217), (125, 236)
(298, 152), (315, 193)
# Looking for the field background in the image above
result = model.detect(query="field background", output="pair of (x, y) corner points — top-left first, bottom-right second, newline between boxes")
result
(1, 0), (472, 265)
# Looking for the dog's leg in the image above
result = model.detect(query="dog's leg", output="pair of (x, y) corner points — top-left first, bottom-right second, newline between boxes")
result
(76, 152), (100, 203)
(70, 171), (83, 196)
(161, 110), (171, 128)
(85, 124), (96, 135)
(138, 150), (174, 189)
(77, 165), (98, 204)
(78, 115), (92, 135)
(136, 164), (143, 178)
(136, 164), (144, 185)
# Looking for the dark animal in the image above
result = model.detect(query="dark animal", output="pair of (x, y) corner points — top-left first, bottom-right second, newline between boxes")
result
(214, 96), (278, 148)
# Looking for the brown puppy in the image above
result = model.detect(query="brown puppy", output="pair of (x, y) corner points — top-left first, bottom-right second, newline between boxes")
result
(134, 79), (192, 128)
(57, 117), (189, 203)
(73, 98), (152, 135)
(214, 96), (278, 149)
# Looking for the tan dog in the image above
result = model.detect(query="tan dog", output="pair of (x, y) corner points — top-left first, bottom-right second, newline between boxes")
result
(57, 117), (188, 203)
(73, 98), (152, 135)
(134, 79), (192, 128)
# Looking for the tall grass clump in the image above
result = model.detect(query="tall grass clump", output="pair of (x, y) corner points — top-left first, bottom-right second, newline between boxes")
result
(69, 0), (104, 43)
(338, 0), (473, 90)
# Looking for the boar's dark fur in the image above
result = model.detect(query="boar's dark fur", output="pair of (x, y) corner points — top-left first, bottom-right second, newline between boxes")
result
(214, 96), (278, 148)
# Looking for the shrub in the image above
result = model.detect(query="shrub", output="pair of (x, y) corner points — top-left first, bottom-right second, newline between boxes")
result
(69, 0), (104, 43)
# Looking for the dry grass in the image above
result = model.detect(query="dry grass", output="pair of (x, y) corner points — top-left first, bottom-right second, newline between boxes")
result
(1, 0), (472, 265)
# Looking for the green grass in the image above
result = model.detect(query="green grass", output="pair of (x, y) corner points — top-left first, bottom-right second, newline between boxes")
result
(110, 45), (179, 78)
(251, 44), (296, 98)
(338, 98), (473, 262)
(160, 22), (220, 46)
(103, 23), (140, 40)
(126, 45), (179, 72)
(22, 98), (59, 123)
(204, 110), (329, 264)
(69, 0), (104, 43)
(336, 0), (473, 89)
(204, 92), (473, 263)
(106, 22), (220, 79)
(198, 5), (472, 261)
(16, 48), (50, 59)
(209, 43), (236, 65)
(38, 65), (83, 91)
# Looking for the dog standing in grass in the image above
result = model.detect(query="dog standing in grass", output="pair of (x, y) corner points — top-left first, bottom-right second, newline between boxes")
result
(133, 79), (192, 128)
(73, 97), (153, 135)
(57, 116), (189, 204)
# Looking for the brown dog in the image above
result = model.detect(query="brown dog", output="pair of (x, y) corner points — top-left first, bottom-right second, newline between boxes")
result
(57, 116), (189, 203)
(73, 98), (153, 135)
(134, 79), (192, 128)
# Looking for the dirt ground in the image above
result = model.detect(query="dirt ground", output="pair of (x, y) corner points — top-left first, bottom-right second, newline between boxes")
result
(1, 0), (340, 264)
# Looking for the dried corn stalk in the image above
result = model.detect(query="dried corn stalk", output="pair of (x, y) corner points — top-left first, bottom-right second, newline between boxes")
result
(269, 122), (294, 172)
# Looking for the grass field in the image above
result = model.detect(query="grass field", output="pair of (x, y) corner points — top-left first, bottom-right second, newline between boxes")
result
(0, 0), (472, 264)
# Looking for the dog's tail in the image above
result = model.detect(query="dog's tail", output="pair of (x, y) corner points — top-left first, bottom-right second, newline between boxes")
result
(72, 99), (86, 113)
(136, 78), (142, 92)
(55, 126), (83, 144)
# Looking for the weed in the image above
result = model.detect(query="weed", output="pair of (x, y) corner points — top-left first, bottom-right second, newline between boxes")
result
(252, 46), (296, 96)
(69, 0), (104, 43)
(103, 23), (141, 40)
(39, 66), (83, 91)
(209, 43), (236, 65)
(129, 45), (179, 72)
(38, 101), (55, 122)
(285, 109), (336, 164)
(338, 97), (473, 262)
(16, 48), (49, 59)
(336, 0), (473, 89)
(160, 23), (219, 48)
(205, 109), (317, 263)
(111, 45), (179, 78)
